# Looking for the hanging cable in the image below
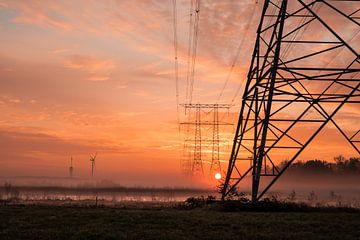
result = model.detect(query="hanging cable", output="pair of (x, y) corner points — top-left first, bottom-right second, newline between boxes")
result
(217, 2), (258, 103)
(186, 0), (195, 103)
(172, 0), (180, 131)
(281, 3), (322, 60)
(229, 0), (319, 106)
(188, 0), (201, 104)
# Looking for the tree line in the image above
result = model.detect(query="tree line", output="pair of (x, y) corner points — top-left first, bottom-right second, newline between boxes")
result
(279, 155), (360, 175)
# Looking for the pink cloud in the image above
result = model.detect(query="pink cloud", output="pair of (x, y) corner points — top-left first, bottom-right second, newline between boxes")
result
(64, 55), (115, 81)
(13, 13), (72, 30)
(6, 1), (73, 30)
(0, 95), (22, 106)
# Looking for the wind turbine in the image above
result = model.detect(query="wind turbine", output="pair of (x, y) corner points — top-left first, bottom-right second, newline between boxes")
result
(69, 156), (74, 178)
(90, 153), (97, 178)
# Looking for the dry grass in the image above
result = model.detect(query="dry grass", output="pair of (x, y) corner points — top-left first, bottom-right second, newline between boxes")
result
(0, 204), (359, 240)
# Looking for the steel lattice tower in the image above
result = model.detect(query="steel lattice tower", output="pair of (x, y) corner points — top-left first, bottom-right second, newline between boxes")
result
(181, 104), (233, 176)
(210, 105), (221, 173)
(193, 105), (203, 174)
(222, 0), (360, 202)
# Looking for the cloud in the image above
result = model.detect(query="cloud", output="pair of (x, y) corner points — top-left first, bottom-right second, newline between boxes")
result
(64, 55), (114, 71)
(86, 74), (110, 81)
(6, 1), (73, 30)
(0, 95), (22, 106)
(0, 2), (8, 9)
(13, 12), (72, 30)
(50, 48), (71, 54)
(1, 68), (14, 72)
(0, 0), (359, 184)
(116, 83), (128, 89)
(64, 55), (115, 81)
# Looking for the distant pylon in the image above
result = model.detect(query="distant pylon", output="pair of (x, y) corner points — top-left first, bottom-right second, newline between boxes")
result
(193, 104), (203, 174)
(180, 103), (233, 176)
(210, 105), (221, 174)
(181, 108), (193, 175)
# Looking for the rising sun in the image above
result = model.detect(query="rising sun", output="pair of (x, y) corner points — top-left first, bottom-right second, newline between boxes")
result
(214, 173), (222, 180)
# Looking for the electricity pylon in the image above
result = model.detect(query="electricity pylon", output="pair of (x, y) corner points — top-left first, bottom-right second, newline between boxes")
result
(222, 0), (360, 202)
(181, 103), (233, 175)
(210, 105), (221, 174)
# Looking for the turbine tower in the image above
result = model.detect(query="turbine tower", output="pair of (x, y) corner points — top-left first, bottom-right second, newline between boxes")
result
(90, 153), (97, 178)
(69, 156), (74, 178)
(222, 0), (360, 202)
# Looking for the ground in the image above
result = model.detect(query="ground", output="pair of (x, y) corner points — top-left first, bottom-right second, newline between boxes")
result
(0, 205), (359, 240)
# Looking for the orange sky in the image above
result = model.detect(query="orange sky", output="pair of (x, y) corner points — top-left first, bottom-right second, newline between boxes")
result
(0, 0), (359, 187)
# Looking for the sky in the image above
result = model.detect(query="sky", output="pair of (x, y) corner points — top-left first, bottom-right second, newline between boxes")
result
(0, 0), (359, 187)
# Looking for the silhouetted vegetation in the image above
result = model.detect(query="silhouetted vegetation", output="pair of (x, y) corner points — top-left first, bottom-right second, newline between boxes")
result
(281, 155), (360, 175)
(179, 196), (217, 209)
(1, 182), (20, 204)
(216, 180), (249, 202)
(179, 194), (359, 214)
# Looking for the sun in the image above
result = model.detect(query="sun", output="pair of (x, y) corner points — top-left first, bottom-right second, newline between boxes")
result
(214, 173), (222, 180)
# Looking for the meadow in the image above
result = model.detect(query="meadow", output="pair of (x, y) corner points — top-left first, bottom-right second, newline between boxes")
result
(0, 204), (359, 240)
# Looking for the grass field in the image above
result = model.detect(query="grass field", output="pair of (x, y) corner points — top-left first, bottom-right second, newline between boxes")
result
(1, 205), (360, 240)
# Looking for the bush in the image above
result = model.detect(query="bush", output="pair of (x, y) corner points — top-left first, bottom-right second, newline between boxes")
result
(177, 195), (218, 210)
(184, 196), (205, 209)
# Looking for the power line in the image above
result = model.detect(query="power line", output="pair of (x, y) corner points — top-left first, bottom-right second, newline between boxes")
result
(171, 0), (180, 129)
(230, 1), (280, 106)
(180, 103), (233, 176)
(188, 0), (201, 104)
(230, 0), (319, 106)
(217, 2), (258, 104)
(186, 0), (195, 103)
(183, 0), (196, 175)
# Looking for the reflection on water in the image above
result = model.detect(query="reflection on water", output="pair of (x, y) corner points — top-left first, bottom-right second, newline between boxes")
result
(258, 187), (360, 208)
(13, 191), (197, 202)
(0, 185), (359, 208)
(0, 187), (360, 208)
(0, 186), (215, 204)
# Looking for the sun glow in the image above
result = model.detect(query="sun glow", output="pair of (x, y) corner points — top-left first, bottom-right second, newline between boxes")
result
(214, 173), (222, 180)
